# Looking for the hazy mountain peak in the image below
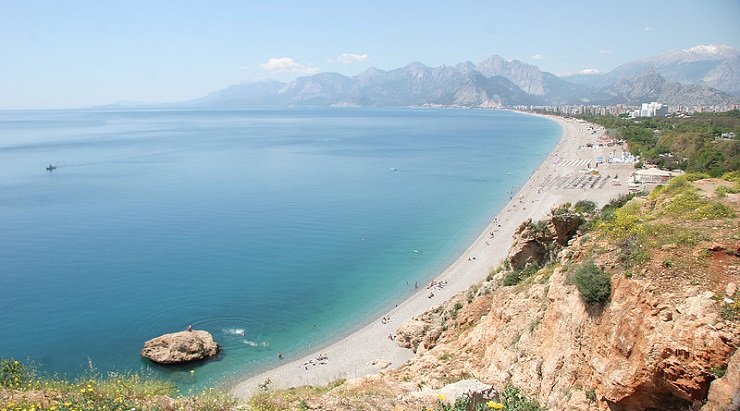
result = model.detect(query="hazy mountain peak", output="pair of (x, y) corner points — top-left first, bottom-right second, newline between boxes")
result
(562, 44), (740, 96)
(683, 44), (740, 57)
(636, 44), (740, 66)
(170, 45), (738, 109)
(355, 66), (387, 82)
(474, 55), (547, 95)
(405, 61), (430, 69)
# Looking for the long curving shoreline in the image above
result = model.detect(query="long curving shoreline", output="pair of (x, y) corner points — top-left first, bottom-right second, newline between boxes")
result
(230, 112), (631, 398)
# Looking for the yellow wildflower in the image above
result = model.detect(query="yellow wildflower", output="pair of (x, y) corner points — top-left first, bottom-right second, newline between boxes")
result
(487, 401), (504, 409)
(438, 394), (446, 402)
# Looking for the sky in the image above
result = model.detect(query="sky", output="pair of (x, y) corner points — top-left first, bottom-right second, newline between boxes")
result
(1, 0), (739, 109)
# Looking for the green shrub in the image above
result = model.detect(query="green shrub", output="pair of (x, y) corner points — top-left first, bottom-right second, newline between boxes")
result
(599, 200), (646, 239)
(684, 172), (711, 181)
(501, 386), (542, 411)
(569, 261), (611, 305)
(722, 170), (740, 183)
(695, 201), (736, 219)
(657, 184), (736, 219)
(0, 358), (31, 389)
(648, 184), (665, 200)
(503, 271), (522, 286)
(600, 193), (639, 220)
(712, 366), (727, 378)
(662, 175), (692, 194)
(551, 202), (571, 215)
(424, 386), (540, 411)
(617, 234), (648, 269)
(721, 297), (740, 321)
(574, 200), (597, 215)
(503, 262), (543, 286)
(715, 185), (739, 197)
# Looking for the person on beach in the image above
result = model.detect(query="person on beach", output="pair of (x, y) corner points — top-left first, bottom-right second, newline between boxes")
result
(186, 325), (192, 331)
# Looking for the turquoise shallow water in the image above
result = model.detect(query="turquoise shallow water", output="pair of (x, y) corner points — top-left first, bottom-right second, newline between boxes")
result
(0, 107), (560, 390)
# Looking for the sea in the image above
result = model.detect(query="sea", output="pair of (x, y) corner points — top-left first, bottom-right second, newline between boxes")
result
(0, 107), (560, 391)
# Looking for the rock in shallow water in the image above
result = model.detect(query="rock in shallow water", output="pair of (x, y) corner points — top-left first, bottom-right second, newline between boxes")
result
(141, 330), (220, 364)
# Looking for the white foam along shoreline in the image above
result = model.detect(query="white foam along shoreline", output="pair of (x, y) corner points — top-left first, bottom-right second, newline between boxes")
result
(230, 112), (631, 398)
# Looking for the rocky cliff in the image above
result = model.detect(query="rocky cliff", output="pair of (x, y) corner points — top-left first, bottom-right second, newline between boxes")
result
(299, 180), (740, 411)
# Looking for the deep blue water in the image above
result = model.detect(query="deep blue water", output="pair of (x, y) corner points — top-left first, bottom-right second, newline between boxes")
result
(0, 107), (560, 390)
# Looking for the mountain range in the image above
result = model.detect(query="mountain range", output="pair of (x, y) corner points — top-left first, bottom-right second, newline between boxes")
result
(168, 45), (740, 109)
(562, 45), (740, 97)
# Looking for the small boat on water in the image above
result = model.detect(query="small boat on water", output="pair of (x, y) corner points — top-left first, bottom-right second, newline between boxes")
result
(46, 163), (57, 171)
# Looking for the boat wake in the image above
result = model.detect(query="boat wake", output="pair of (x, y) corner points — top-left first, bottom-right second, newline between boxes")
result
(222, 328), (269, 348)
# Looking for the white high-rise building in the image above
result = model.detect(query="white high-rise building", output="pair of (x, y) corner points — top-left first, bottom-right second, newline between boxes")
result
(639, 102), (668, 117)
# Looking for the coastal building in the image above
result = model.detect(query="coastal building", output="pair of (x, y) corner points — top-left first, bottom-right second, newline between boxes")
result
(521, 104), (738, 117)
(628, 167), (679, 193)
(634, 168), (672, 184)
(630, 102), (669, 118)
(633, 168), (686, 186)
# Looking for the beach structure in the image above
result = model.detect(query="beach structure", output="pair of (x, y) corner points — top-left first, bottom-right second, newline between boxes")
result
(633, 168), (673, 184)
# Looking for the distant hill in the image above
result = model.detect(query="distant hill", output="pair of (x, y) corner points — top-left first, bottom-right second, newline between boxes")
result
(472, 55), (593, 104)
(186, 60), (545, 108)
(164, 45), (740, 109)
(563, 44), (740, 97)
(597, 68), (738, 106)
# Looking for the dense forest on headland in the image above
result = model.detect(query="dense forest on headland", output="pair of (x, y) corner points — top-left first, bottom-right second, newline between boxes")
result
(571, 110), (740, 176)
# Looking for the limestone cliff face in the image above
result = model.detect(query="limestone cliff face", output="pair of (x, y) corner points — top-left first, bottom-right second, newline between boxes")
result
(394, 247), (739, 410)
(391, 196), (740, 410)
(703, 349), (740, 410)
(312, 192), (740, 411)
(506, 213), (582, 271)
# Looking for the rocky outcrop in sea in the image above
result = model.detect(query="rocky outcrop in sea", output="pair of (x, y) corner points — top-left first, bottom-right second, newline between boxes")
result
(141, 330), (220, 364)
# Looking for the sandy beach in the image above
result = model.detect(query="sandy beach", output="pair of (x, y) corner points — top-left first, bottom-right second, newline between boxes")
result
(230, 112), (632, 398)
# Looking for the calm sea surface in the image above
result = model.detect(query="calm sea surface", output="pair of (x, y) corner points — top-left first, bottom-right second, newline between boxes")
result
(0, 107), (559, 390)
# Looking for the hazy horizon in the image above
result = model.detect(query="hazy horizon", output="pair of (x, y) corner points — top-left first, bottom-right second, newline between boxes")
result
(2, 0), (739, 110)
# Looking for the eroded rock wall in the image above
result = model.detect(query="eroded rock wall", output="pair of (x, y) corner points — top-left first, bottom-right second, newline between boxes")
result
(397, 265), (738, 410)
